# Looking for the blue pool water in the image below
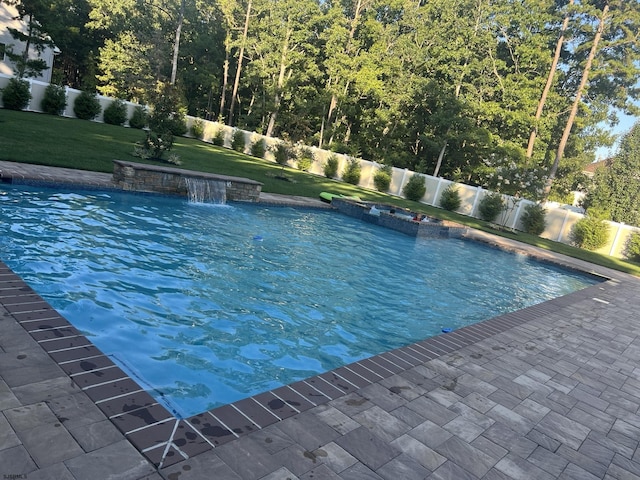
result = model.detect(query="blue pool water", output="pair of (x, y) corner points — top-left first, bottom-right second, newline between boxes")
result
(0, 184), (596, 417)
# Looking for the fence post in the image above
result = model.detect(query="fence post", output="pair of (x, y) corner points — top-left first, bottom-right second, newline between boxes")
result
(510, 199), (524, 230)
(470, 186), (483, 218)
(398, 168), (409, 196)
(609, 222), (625, 257)
(557, 210), (570, 242)
(432, 178), (444, 207)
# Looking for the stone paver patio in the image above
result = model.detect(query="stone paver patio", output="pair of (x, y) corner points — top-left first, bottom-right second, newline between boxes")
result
(1, 160), (640, 479)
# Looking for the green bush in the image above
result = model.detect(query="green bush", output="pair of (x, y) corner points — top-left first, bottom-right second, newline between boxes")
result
(439, 185), (461, 211)
(296, 147), (314, 172)
(40, 84), (66, 115)
(103, 99), (127, 126)
(272, 142), (293, 167)
(190, 118), (205, 139)
(478, 193), (505, 222)
(128, 106), (148, 129)
(211, 128), (225, 146)
(373, 165), (392, 192)
(324, 154), (339, 178)
(342, 157), (361, 185)
(520, 203), (547, 235)
(250, 138), (266, 158)
(625, 232), (640, 263)
(402, 174), (427, 201)
(231, 129), (246, 152)
(570, 216), (610, 251)
(1, 78), (31, 111)
(73, 91), (101, 120)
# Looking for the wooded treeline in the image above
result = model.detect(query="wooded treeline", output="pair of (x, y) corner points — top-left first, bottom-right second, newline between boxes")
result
(6, 0), (640, 200)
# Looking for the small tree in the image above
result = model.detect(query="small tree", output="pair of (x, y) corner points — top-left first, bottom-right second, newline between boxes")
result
(231, 129), (246, 152)
(190, 119), (205, 139)
(520, 203), (547, 235)
(128, 106), (148, 129)
(271, 142), (293, 172)
(250, 138), (266, 158)
(570, 213), (610, 251)
(625, 232), (640, 263)
(1, 78), (31, 110)
(324, 154), (339, 178)
(211, 128), (225, 146)
(296, 147), (314, 172)
(373, 164), (392, 192)
(103, 99), (128, 126)
(342, 157), (361, 185)
(403, 174), (427, 201)
(40, 84), (66, 115)
(478, 193), (505, 222)
(137, 83), (186, 160)
(439, 185), (461, 211)
(73, 91), (101, 120)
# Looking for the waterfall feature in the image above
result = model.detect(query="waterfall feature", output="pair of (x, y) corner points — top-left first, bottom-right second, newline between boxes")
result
(184, 177), (227, 204)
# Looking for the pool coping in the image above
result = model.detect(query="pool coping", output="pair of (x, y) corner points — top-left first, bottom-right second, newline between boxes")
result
(1, 160), (637, 477)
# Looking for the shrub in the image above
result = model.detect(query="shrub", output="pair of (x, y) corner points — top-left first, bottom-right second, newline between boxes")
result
(296, 147), (314, 172)
(148, 84), (187, 136)
(324, 154), (339, 178)
(272, 142), (293, 167)
(231, 129), (246, 152)
(439, 185), (461, 211)
(190, 118), (205, 139)
(342, 157), (361, 185)
(250, 138), (266, 158)
(625, 232), (640, 263)
(478, 193), (505, 222)
(211, 128), (225, 146)
(73, 91), (101, 120)
(40, 84), (66, 115)
(373, 165), (392, 192)
(570, 216), (610, 251)
(520, 203), (547, 235)
(103, 99), (127, 126)
(1, 78), (31, 110)
(402, 174), (427, 201)
(129, 106), (148, 129)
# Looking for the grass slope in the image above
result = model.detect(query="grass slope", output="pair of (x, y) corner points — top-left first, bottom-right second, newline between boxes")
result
(1, 109), (639, 276)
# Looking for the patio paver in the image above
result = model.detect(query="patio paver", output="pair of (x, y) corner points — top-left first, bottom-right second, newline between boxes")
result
(1, 160), (640, 479)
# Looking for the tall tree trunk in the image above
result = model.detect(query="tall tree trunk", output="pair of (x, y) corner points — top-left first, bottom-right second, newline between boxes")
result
(266, 27), (291, 137)
(543, 3), (609, 198)
(432, 141), (448, 177)
(229, 0), (252, 126)
(219, 34), (231, 122)
(526, 0), (573, 160)
(170, 0), (186, 85)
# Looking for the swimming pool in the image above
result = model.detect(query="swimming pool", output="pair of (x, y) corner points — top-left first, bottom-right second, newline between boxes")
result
(0, 184), (597, 417)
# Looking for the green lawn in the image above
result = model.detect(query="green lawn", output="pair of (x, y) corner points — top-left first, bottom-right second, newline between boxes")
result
(2, 109), (639, 276)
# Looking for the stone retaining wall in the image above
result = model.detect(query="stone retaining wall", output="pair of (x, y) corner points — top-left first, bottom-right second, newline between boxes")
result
(112, 160), (263, 202)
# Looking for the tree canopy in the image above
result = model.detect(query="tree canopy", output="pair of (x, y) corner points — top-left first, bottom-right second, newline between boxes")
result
(6, 0), (640, 201)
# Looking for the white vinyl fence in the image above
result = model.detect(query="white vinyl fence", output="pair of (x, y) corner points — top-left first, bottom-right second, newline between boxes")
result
(2, 73), (638, 260)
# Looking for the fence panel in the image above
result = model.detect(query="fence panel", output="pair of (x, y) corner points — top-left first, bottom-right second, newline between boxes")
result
(3, 72), (639, 260)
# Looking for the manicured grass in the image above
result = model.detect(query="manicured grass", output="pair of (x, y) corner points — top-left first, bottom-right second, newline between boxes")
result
(2, 109), (639, 276)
